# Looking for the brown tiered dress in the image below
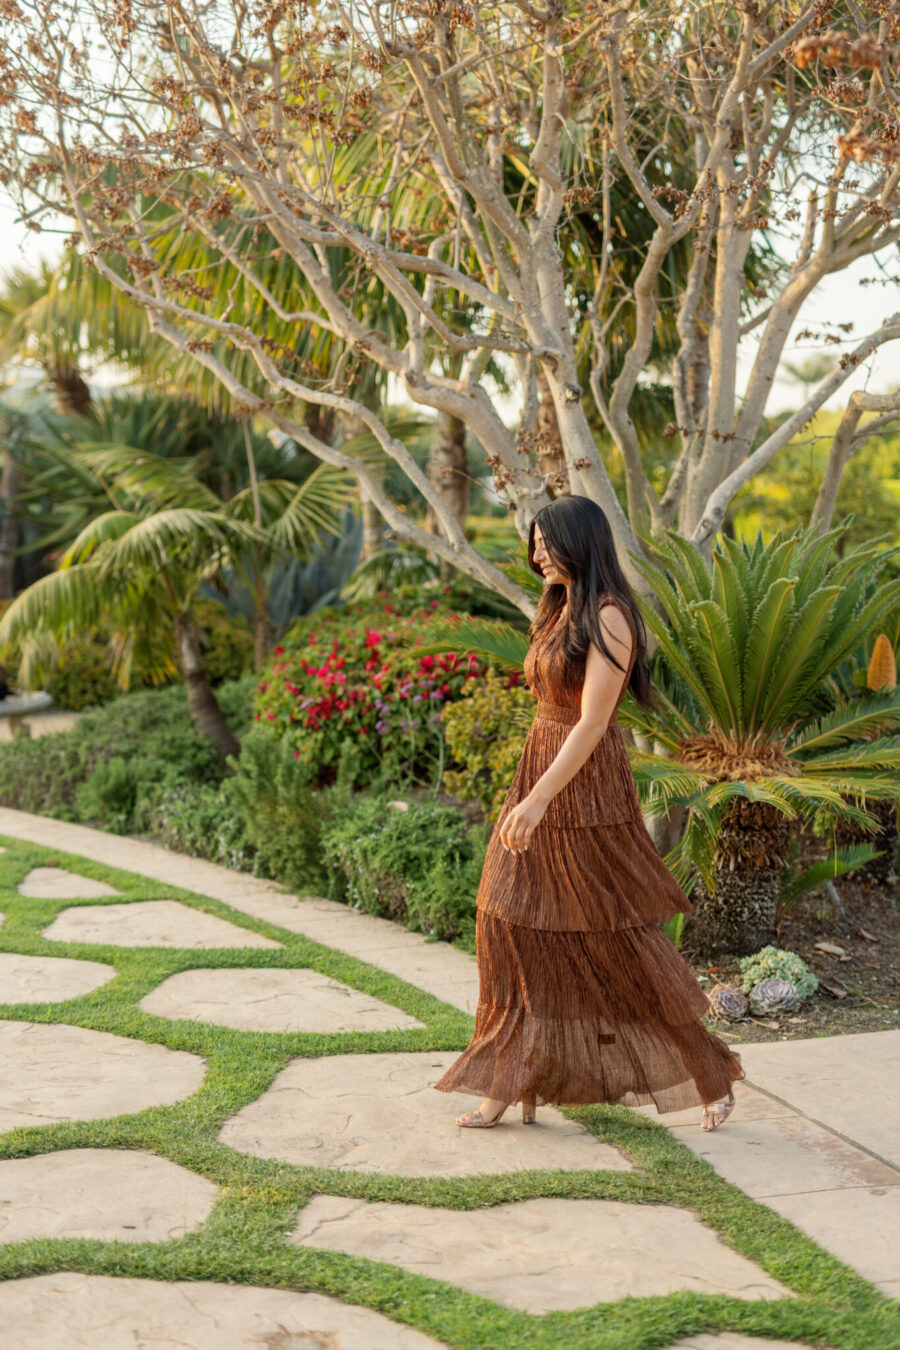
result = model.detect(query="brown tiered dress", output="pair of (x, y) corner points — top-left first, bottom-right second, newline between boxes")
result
(436, 594), (744, 1113)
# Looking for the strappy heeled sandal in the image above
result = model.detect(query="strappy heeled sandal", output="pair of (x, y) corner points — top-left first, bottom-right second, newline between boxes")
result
(700, 1090), (736, 1131)
(456, 1098), (537, 1128)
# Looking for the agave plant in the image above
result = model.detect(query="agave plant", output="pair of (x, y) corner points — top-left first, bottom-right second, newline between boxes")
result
(622, 523), (900, 954)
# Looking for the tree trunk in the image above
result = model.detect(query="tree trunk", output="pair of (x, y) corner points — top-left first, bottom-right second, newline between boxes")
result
(0, 453), (20, 601)
(359, 466), (387, 560)
(175, 613), (241, 759)
(688, 861), (780, 957)
(535, 369), (571, 499)
(49, 361), (92, 416)
(424, 411), (471, 581)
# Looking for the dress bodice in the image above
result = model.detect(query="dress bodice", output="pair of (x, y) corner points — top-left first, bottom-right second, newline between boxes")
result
(523, 592), (637, 719)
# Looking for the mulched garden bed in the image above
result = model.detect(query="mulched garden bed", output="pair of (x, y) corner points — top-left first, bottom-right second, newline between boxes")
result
(688, 875), (900, 1044)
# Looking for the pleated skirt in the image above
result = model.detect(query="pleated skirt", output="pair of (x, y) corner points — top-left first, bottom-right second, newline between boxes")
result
(435, 704), (744, 1112)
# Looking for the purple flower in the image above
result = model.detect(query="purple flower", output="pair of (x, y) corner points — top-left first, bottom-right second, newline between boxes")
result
(412, 694), (424, 702)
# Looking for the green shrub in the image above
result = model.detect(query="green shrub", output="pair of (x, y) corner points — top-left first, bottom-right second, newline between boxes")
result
(44, 638), (123, 711)
(738, 945), (819, 999)
(440, 668), (534, 821)
(226, 727), (344, 894)
(147, 776), (256, 872)
(320, 793), (489, 944)
(0, 675), (255, 830)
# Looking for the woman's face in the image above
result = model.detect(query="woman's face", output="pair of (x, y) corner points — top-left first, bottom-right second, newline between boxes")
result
(533, 525), (568, 588)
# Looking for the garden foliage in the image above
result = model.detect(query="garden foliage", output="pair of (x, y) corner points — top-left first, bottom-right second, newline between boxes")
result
(320, 794), (490, 945)
(252, 588), (524, 792)
(440, 669), (534, 821)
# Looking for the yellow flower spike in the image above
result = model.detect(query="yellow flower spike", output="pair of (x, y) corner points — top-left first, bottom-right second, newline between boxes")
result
(867, 634), (897, 692)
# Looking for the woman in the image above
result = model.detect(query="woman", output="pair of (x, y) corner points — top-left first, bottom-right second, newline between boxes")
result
(435, 496), (744, 1131)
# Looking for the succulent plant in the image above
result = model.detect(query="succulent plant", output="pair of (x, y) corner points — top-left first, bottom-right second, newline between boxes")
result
(739, 945), (818, 999)
(707, 983), (749, 1021)
(749, 978), (802, 1016)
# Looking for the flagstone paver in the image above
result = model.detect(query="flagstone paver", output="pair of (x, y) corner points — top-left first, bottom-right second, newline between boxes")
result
(18, 867), (121, 899)
(0, 1274), (447, 1350)
(669, 1113), (900, 1198)
(735, 1031), (900, 1168)
(290, 1194), (791, 1312)
(0, 1022), (205, 1130)
(219, 1051), (632, 1176)
(43, 899), (281, 950)
(764, 1185), (900, 1295)
(0, 1148), (217, 1243)
(0, 953), (116, 1004)
(139, 967), (425, 1033)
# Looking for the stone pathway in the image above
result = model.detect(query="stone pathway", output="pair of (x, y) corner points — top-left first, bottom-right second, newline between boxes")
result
(0, 1275), (445, 1349)
(0, 810), (477, 1010)
(0, 807), (896, 1349)
(219, 1051), (632, 1176)
(290, 1195), (790, 1311)
(0, 1149), (217, 1243)
(0, 1022), (205, 1131)
(18, 868), (121, 899)
(139, 967), (426, 1033)
(43, 898), (282, 949)
(0, 952), (115, 1003)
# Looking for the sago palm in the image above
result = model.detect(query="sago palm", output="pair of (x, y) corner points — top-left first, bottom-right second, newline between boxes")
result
(622, 523), (900, 954)
(409, 526), (900, 954)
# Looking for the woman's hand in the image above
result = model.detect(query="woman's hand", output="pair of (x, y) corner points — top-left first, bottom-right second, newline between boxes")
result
(499, 794), (548, 854)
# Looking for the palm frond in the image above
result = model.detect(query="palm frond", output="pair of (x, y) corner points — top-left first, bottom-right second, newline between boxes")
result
(779, 844), (881, 913)
(95, 508), (265, 576)
(799, 735), (900, 772)
(396, 616), (530, 670)
(0, 565), (107, 650)
(342, 547), (441, 599)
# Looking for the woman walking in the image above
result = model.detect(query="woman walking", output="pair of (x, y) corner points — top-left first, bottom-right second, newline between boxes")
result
(435, 496), (744, 1131)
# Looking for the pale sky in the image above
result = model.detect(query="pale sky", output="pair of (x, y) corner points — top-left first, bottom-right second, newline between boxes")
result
(2, 191), (897, 418)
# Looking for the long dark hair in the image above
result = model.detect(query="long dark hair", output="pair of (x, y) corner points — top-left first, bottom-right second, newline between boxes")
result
(527, 495), (655, 711)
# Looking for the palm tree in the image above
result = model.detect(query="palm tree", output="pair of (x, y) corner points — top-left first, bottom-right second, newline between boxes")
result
(0, 439), (353, 755)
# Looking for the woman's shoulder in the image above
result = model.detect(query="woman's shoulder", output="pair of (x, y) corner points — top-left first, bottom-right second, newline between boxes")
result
(597, 591), (635, 629)
(596, 592), (636, 660)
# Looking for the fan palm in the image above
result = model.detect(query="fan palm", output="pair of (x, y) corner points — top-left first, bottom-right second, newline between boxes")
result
(407, 525), (900, 954)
